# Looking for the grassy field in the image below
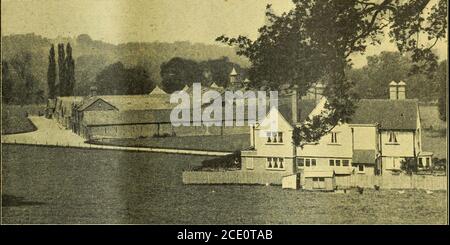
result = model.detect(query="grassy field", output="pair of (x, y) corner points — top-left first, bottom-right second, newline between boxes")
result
(92, 134), (251, 152)
(2, 144), (447, 224)
(1, 104), (44, 135)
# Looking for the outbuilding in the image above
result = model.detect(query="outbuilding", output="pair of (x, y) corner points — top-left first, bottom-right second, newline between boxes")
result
(302, 171), (336, 191)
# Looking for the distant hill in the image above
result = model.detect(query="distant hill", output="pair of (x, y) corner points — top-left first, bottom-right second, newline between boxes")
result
(1, 33), (249, 96)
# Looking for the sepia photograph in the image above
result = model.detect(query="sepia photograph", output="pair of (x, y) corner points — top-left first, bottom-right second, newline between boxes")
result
(1, 0), (448, 228)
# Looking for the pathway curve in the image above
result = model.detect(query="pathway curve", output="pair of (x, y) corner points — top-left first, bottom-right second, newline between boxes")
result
(2, 116), (230, 156)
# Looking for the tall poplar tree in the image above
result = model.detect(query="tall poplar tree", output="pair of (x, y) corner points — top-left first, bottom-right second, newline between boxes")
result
(47, 44), (57, 98)
(57, 43), (66, 96)
(65, 43), (75, 96)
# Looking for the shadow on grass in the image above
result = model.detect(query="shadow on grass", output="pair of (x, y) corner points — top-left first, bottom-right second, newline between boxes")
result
(2, 194), (46, 207)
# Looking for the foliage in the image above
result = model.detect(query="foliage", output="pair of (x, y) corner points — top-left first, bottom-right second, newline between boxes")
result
(400, 158), (418, 175)
(47, 45), (57, 99)
(436, 61), (448, 121)
(199, 151), (241, 170)
(1, 33), (249, 99)
(95, 62), (155, 95)
(2, 61), (13, 103)
(160, 57), (203, 93)
(217, 0), (447, 146)
(160, 56), (245, 93)
(347, 52), (446, 101)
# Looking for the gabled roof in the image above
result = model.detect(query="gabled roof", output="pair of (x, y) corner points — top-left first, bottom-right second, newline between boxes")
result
(149, 85), (168, 95)
(77, 97), (119, 112)
(352, 149), (377, 164)
(350, 99), (419, 130)
(278, 97), (317, 125)
(230, 67), (238, 76)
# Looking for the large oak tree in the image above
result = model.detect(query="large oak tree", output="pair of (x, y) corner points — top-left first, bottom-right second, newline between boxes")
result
(217, 0), (447, 146)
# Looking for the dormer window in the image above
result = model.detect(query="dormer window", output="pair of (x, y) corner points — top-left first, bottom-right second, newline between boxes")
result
(388, 131), (398, 143)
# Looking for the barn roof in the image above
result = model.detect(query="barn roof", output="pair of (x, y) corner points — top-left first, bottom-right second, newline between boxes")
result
(82, 109), (173, 126)
(350, 99), (419, 130)
(77, 95), (174, 111)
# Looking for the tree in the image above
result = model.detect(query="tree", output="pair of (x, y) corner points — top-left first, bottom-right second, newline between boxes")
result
(437, 60), (448, 121)
(47, 44), (57, 99)
(200, 57), (245, 88)
(57, 43), (66, 96)
(10, 52), (37, 104)
(347, 51), (441, 101)
(2, 61), (13, 103)
(160, 57), (203, 93)
(218, 0), (447, 146)
(64, 43), (75, 96)
(96, 62), (154, 95)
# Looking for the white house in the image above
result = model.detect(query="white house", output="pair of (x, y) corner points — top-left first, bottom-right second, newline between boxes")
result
(241, 81), (432, 181)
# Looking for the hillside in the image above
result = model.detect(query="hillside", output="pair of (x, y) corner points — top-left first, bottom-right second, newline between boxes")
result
(1, 33), (250, 97)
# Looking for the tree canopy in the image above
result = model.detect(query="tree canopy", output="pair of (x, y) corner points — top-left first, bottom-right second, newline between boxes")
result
(95, 62), (155, 95)
(217, 0), (447, 146)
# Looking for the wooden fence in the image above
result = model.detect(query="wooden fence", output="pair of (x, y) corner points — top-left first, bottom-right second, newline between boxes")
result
(183, 171), (285, 185)
(183, 171), (447, 190)
(335, 174), (447, 190)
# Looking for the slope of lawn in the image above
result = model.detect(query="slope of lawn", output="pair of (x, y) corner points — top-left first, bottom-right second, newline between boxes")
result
(91, 134), (251, 152)
(2, 144), (447, 224)
(1, 105), (44, 135)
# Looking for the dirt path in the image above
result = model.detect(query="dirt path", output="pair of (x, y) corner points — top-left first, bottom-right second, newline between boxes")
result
(1, 116), (230, 156)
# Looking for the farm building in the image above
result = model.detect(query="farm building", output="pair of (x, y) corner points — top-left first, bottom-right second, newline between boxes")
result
(302, 171), (336, 191)
(240, 80), (434, 185)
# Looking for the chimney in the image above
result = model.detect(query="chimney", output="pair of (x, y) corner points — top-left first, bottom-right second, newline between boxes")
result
(291, 89), (298, 124)
(397, 81), (406, 100)
(389, 81), (398, 100)
(89, 86), (97, 97)
(315, 82), (325, 104)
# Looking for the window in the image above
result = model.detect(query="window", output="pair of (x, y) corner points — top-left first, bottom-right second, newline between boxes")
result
(388, 131), (398, 143)
(426, 158), (430, 168)
(335, 160), (341, 166)
(298, 158), (316, 168)
(329, 160), (335, 166)
(266, 132), (283, 144)
(272, 132), (278, 143)
(319, 177), (325, 182)
(343, 160), (349, 166)
(267, 157), (285, 170)
(418, 158), (424, 168)
(331, 132), (338, 143)
(358, 164), (364, 172)
(278, 132), (283, 143)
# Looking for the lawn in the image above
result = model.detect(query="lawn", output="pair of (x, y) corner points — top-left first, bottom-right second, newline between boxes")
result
(1, 104), (44, 135)
(2, 144), (447, 224)
(91, 134), (251, 152)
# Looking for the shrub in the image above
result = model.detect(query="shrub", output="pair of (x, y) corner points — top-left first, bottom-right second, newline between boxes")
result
(199, 151), (241, 170)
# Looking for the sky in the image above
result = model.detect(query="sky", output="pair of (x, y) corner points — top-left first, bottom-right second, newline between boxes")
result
(1, 0), (447, 68)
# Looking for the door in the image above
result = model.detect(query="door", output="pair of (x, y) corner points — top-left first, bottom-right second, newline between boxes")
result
(318, 177), (326, 189)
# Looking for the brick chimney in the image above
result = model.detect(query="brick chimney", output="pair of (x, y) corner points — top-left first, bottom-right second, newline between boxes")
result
(291, 89), (298, 124)
(397, 81), (406, 100)
(389, 81), (398, 100)
(89, 86), (97, 97)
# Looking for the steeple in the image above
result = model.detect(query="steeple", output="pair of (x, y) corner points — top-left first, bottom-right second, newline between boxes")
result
(229, 67), (239, 86)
